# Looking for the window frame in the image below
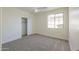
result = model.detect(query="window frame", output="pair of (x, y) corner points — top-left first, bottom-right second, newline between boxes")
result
(47, 12), (64, 29)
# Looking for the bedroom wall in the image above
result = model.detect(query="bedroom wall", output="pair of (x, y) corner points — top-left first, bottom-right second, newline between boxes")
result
(34, 8), (69, 40)
(69, 7), (79, 50)
(2, 7), (34, 44)
(0, 8), (2, 50)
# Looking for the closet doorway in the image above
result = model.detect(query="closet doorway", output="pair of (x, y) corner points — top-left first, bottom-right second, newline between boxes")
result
(22, 17), (27, 37)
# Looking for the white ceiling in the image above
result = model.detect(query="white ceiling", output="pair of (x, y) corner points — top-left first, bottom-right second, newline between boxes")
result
(17, 7), (59, 13)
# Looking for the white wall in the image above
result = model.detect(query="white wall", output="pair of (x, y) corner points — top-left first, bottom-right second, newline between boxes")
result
(34, 8), (69, 40)
(69, 8), (79, 51)
(0, 8), (2, 50)
(2, 8), (34, 44)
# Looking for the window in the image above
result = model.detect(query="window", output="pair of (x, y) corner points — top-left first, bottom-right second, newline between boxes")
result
(48, 13), (63, 29)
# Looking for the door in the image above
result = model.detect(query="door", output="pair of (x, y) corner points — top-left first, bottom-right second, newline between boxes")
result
(22, 17), (27, 36)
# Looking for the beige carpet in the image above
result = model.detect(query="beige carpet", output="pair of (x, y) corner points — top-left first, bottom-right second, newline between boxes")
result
(2, 34), (70, 51)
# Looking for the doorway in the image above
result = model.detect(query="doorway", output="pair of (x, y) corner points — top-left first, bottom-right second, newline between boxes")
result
(22, 17), (27, 37)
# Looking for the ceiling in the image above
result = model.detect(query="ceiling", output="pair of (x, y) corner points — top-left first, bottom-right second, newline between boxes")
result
(17, 7), (59, 13)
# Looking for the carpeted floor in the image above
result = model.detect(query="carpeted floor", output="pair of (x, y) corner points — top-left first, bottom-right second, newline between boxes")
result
(2, 34), (70, 51)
